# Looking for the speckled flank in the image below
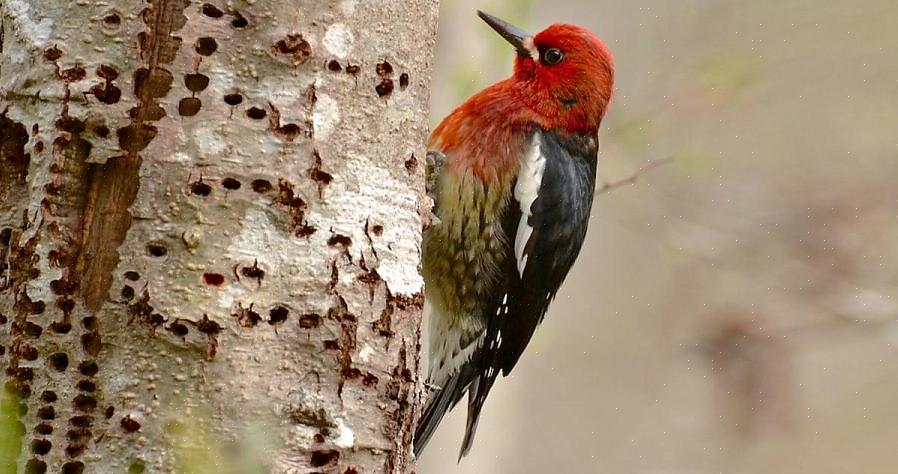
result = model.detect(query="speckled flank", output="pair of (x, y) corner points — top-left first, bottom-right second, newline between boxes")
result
(423, 168), (515, 327)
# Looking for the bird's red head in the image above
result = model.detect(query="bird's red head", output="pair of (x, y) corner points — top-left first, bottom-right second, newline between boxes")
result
(479, 11), (615, 134)
(429, 13), (615, 182)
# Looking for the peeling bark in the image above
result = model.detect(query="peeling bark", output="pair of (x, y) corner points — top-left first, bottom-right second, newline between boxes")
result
(0, 1), (438, 472)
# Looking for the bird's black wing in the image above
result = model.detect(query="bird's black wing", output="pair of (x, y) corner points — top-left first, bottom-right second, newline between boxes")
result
(459, 129), (599, 457)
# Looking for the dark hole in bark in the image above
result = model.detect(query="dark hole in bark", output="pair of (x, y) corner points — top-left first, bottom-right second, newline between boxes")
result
(97, 64), (118, 80)
(61, 66), (86, 82)
(81, 332), (102, 356)
(76, 380), (96, 392)
(94, 125), (110, 137)
(49, 322), (71, 334)
(309, 166), (332, 186)
(71, 415), (93, 427)
(400, 73), (409, 89)
(37, 406), (55, 420)
(201, 3), (224, 17)
(376, 79), (394, 97)
(327, 60), (342, 72)
(35, 423), (53, 435)
(277, 123), (301, 138)
(324, 340), (339, 350)
(121, 285), (135, 301)
(190, 180), (212, 196)
(30, 300), (45, 315)
(43, 46), (62, 61)
(240, 262), (264, 280)
(82, 316), (98, 331)
(167, 322), (189, 336)
(48, 353), (69, 371)
(13, 367), (34, 381)
(59, 298), (75, 313)
(25, 458), (46, 474)
(21, 345), (38, 360)
(61, 462), (84, 474)
(23, 322), (42, 338)
(246, 107), (266, 119)
(105, 406), (115, 419)
(195, 37), (218, 56)
(234, 304), (262, 327)
(251, 179), (272, 193)
(31, 439), (51, 455)
(273, 34), (312, 63)
(224, 93), (243, 106)
(178, 97), (202, 116)
(222, 177), (241, 190)
(121, 415), (141, 432)
(197, 315), (222, 334)
(65, 445), (85, 458)
(78, 360), (98, 376)
(203, 273), (225, 286)
(268, 306), (289, 324)
(91, 83), (122, 104)
(124, 271), (140, 281)
(40, 391), (57, 403)
(146, 242), (167, 257)
(184, 73), (210, 92)
(310, 450), (339, 468)
(49, 279), (67, 295)
(231, 12), (248, 28)
(404, 155), (417, 172)
(327, 235), (351, 247)
(73, 394), (97, 412)
(376, 61), (393, 76)
(68, 428), (93, 445)
(102, 14), (120, 26)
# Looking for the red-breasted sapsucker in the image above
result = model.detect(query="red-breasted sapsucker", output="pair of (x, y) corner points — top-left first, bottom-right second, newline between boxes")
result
(415, 11), (615, 459)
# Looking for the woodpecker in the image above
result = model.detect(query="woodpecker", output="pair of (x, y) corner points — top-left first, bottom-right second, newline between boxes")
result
(415, 11), (615, 459)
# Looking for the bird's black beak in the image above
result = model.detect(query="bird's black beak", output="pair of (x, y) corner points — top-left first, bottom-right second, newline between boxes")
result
(477, 11), (535, 58)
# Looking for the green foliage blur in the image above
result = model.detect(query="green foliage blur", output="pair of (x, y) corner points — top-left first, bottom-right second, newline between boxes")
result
(0, 388), (23, 474)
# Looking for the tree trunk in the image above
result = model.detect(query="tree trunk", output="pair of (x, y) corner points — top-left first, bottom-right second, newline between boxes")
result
(0, 0), (438, 472)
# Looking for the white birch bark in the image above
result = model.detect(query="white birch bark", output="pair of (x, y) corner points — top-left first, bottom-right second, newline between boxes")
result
(0, 0), (438, 472)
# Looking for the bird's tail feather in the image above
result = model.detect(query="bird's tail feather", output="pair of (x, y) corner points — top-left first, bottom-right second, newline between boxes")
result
(457, 372), (497, 460)
(414, 363), (475, 456)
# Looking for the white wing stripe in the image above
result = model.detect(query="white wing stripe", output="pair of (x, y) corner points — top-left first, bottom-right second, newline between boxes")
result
(513, 133), (546, 277)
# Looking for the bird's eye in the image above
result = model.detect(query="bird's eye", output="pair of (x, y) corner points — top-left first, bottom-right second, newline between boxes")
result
(542, 48), (564, 65)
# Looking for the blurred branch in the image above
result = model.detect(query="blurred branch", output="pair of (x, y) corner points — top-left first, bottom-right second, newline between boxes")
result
(597, 156), (674, 194)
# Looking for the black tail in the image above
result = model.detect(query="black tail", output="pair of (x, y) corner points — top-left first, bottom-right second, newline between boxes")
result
(414, 362), (500, 461)
(457, 371), (497, 460)
(414, 363), (475, 457)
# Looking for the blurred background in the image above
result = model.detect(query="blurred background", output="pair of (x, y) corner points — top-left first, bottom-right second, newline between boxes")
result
(419, 1), (898, 473)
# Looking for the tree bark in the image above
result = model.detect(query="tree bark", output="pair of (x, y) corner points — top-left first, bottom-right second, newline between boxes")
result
(0, 0), (438, 472)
